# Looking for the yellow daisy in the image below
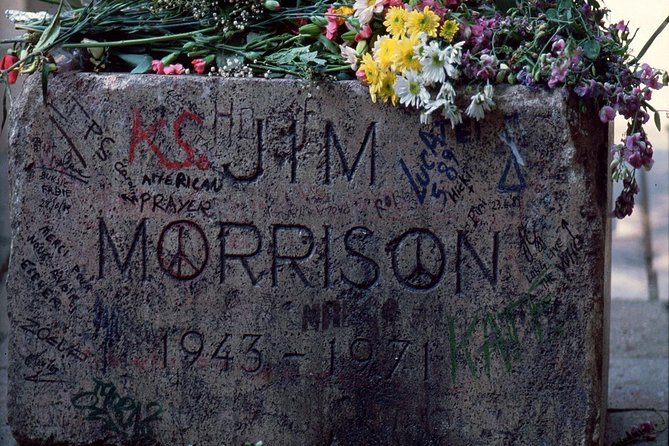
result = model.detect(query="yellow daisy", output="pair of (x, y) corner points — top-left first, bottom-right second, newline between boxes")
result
(406, 6), (440, 38)
(383, 6), (408, 37)
(359, 53), (380, 101)
(377, 69), (398, 105)
(393, 34), (421, 73)
(440, 19), (459, 42)
(376, 35), (398, 70)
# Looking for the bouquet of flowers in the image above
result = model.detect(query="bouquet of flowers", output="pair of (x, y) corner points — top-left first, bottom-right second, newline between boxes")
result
(1, 0), (667, 218)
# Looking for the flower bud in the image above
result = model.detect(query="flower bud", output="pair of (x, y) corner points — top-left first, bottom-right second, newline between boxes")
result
(610, 157), (620, 173)
(263, 0), (280, 11)
(310, 16), (327, 27)
(82, 39), (105, 61)
(161, 52), (180, 66)
(355, 40), (368, 55)
(341, 30), (357, 42)
(298, 23), (324, 36)
(0, 53), (19, 84)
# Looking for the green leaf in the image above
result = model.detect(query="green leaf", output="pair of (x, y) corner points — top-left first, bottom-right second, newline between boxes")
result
(246, 32), (264, 45)
(634, 14), (669, 63)
(581, 39), (601, 59)
(557, 0), (572, 10)
(33, 0), (63, 54)
(299, 51), (326, 66)
(545, 9), (559, 21)
(318, 35), (340, 55)
(117, 53), (153, 74)
(557, 0), (572, 19)
(266, 47), (309, 65)
(654, 111), (661, 132)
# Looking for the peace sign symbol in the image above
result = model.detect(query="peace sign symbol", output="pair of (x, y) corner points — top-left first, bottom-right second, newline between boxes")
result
(157, 220), (209, 280)
(388, 228), (445, 290)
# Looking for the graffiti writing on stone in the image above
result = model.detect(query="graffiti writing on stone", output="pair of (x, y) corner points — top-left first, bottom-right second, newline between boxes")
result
(23, 349), (67, 383)
(399, 124), (474, 208)
(71, 378), (163, 444)
(36, 99), (113, 184)
(519, 219), (585, 286)
(19, 318), (88, 362)
(129, 110), (210, 171)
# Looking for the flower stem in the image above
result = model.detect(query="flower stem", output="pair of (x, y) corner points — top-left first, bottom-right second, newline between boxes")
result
(61, 26), (218, 48)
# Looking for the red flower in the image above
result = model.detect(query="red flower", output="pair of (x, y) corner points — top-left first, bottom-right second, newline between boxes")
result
(191, 58), (207, 74)
(1, 54), (19, 84)
(355, 24), (373, 42)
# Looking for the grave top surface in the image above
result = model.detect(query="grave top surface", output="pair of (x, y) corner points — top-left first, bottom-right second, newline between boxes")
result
(8, 73), (609, 446)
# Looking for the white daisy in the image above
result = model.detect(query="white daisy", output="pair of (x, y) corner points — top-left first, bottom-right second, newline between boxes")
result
(483, 83), (495, 108)
(421, 97), (447, 124)
(443, 103), (463, 128)
(444, 41), (465, 65)
(394, 70), (430, 108)
(420, 41), (447, 84)
(339, 44), (358, 70)
(353, 0), (384, 25)
(436, 81), (456, 102)
(442, 41), (464, 79)
(465, 84), (495, 121)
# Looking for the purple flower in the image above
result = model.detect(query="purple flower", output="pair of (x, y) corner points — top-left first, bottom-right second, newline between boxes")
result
(615, 20), (628, 33)
(624, 132), (654, 169)
(475, 54), (498, 80)
(598, 105), (616, 123)
(639, 63), (663, 89)
(574, 80), (602, 99)
(517, 67), (535, 87)
(548, 59), (569, 88)
(551, 38), (565, 55)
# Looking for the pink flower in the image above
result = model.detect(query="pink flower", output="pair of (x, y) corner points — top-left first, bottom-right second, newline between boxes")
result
(384, 0), (403, 6)
(598, 105), (616, 123)
(325, 6), (340, 40)
(355, 69), (367, 83)
(551, 38), (565, 55)
(151, 60), (165, 74)
(355, 24), (373, 42)
(191, 58), (207, 74)
(163, 63), (184, 75)
(1, 53), (19, 84)
(415, 0), (447, 17)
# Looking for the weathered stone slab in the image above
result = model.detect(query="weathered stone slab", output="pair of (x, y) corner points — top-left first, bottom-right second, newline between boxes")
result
(7, 73), (610, 445)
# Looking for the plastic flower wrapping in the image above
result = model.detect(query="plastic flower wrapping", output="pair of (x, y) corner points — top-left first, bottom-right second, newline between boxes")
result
(1, 0), (668, 218)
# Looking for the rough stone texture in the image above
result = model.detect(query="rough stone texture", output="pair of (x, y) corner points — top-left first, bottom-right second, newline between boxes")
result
(7, 73), (610, 446)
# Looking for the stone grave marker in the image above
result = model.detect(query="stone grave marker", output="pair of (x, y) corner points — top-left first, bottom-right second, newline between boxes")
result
(7, 73), (610, 445)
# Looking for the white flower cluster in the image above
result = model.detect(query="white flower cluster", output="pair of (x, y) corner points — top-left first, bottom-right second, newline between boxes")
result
(391, 36), (495, 126)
